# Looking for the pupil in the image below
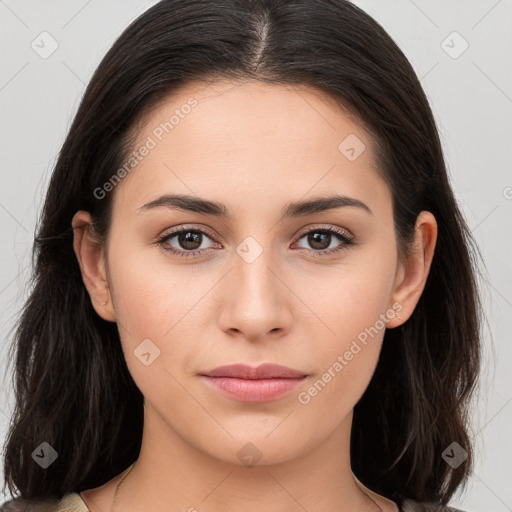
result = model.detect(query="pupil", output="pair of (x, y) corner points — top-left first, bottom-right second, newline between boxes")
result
(309, 232), (330, 250)
(180, 231), (201, 250)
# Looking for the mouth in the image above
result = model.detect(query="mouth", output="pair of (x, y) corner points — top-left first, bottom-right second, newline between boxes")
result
(199, 363), (309, 402)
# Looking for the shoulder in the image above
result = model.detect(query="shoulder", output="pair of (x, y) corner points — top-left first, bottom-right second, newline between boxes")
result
(0, 492), (89, 512)
(401, 497), (469, 512)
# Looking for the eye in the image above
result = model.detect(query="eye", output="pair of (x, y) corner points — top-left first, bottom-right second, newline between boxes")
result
(293, 225), (355, 257)
(156, 224), (355, 259)
(156, 225), (220, 258)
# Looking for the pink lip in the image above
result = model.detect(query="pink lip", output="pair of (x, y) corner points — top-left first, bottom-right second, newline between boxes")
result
(202, 363), (307, 379)
(199, 363), (308, 402)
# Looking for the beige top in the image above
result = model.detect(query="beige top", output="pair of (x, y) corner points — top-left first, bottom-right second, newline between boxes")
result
(0, 479), (467, 511)
(0, 492), (87, 511)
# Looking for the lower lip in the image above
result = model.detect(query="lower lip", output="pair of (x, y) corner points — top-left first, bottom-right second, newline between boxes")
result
(200, 376), (307, 402)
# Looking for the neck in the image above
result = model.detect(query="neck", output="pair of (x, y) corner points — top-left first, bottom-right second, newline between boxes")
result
(105, 405), (393, 512)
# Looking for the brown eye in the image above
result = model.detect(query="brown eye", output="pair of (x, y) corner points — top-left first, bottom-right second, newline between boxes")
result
(156, 226), (220, 258)
(294, 226), (355, 257)
(176, 231), (203, 250)
(306, 231), (332, 250)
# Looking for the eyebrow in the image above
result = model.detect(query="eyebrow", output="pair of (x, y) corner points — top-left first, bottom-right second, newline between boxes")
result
(137, 193), (372, 219)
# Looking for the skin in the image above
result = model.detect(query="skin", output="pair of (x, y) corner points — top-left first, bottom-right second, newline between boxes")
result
(72, 79), (437, 512)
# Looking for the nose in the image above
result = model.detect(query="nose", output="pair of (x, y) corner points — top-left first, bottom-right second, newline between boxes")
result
(216, 245), (294, 342)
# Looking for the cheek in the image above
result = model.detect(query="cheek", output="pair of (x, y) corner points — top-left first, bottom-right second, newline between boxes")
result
(106, 244), (215, 377)
(304, 251), (396, 342)
(298, 279), (389, 417)
(108, 242), (188, 333)
(300, 247), (396, 402)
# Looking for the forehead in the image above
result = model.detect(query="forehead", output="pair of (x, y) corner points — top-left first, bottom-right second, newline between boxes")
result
(134, 78), (365, 147)
(111, 78), (389, 216)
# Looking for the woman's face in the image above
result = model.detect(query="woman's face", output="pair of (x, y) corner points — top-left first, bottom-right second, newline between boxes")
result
(76, 79), (430, 468)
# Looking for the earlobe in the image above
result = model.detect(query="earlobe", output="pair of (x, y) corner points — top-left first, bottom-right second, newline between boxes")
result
(387, 211), (437, 328)
(71, 210), (116, 322)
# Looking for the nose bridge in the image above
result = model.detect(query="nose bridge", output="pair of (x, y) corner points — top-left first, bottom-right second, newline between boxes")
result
(234, 233), (282, 306)
(219, 232), (292, 338)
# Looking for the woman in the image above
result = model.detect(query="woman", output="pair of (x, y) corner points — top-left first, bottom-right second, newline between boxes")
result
(1, 1), (482, 511)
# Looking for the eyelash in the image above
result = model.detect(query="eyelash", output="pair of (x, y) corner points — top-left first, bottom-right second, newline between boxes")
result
(155, 224), (355, 259)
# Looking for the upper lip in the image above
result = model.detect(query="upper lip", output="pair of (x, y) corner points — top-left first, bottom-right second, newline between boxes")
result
(201, 363), (308, 379)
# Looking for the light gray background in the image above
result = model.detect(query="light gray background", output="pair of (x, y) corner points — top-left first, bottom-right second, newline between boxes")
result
(0, 1), (511, 510)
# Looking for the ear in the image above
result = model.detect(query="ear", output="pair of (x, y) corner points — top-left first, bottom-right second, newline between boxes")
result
(387, 210), (437, 328)
(71, 210), (116, 322)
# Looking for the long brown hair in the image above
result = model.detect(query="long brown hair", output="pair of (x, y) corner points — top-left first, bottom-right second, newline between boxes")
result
(2, 0), (483, 507)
